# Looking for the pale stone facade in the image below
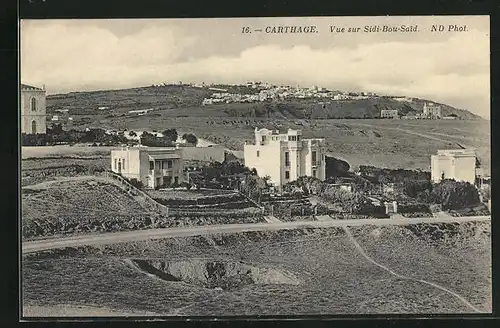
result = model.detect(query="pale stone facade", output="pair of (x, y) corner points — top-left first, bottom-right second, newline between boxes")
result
(431, 149), (477, 184)
(423, 102), (442, 119)
(21, 84), (47, 134)
(380, 109), (399, 119)
(244, 128), (326, 188)
(111, 146), (184, 188)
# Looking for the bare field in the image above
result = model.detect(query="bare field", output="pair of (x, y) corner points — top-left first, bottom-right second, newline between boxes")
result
(22, 145), (115, 159)
(22, 222), (491, 316)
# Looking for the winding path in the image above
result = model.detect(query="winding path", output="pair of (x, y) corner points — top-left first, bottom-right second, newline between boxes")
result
(343, 226), (484, 313)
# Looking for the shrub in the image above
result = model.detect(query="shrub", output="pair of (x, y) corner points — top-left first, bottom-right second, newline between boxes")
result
(182, 133), (198, 145)
(321, 188), (365, 214)
(21, 133), (48, 146)
(162, 128), (178, 143)
(359, 165), (430, 183)
(431, 179), (480, 211)
(401, 180), (433, 198)
(128, 178), (144, 189)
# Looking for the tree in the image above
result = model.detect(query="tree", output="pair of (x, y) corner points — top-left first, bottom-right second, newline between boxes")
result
(293, 176), (323, 195)
(325, 156), (350, 178)
(431, 179), (480, 210)
(401, 180), (433, 199)
(162, 129), (178, 143)
(48, 123), (64, 135)
(141, 131), (173, 147)
(242, 173), (267, 204)
(181, 133), (198, 145)
(129, 131), (137, 137)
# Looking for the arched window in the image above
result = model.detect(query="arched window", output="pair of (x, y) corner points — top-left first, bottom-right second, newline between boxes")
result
(31, 97), (37, 111)
(31, 120), (37, 134)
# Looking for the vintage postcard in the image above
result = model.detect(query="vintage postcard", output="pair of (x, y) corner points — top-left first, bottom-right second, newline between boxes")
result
(20, 16), (491, 317)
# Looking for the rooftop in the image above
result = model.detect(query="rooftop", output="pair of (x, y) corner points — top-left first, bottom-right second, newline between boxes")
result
(21, 83), (44, 91)
(435, 149), (476, 156)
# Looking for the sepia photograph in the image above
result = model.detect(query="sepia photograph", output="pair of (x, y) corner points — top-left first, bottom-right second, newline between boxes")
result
(20, 16), (491, 317)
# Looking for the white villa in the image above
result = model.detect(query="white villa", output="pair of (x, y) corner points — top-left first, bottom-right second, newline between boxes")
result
(111, 146), (184, 188)
(431, 149), (477, 184)
(244, 128), (326, 189)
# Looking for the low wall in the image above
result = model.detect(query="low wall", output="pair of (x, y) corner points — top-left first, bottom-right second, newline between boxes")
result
(180, 146), (226, 162)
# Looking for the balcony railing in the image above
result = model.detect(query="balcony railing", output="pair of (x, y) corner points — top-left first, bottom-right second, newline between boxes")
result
(150, 168), (174, 176)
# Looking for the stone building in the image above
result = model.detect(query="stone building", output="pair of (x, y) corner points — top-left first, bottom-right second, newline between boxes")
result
(21, 83), (47, 134)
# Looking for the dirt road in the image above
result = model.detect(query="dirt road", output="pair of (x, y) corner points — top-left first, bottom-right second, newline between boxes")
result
(22, 215), (490, 254)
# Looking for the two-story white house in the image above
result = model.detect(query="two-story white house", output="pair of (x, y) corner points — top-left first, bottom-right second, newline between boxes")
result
(244, 128), (326, 189)
(111, 146), (184, 188)
(430, 149), (477, 185)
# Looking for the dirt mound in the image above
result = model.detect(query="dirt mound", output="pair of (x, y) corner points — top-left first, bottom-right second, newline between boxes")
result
(354, 221), (490, 248)
(127, 259), (300, 290)
(358, 129), (382, 138)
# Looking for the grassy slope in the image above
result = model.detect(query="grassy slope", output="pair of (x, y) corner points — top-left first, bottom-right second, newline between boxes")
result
(47, 85), (482, 120)
(22, 223), (490, 315)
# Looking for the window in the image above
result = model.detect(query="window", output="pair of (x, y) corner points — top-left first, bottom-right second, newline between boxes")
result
(285, 171), (290, 179)
(167, 160), (173, 169)
(122, 158), (126, 170)
(257, 150), (260, 157)
(261, 136), (266, 143)
(114, 159), (118, 170)
(149, 161), (154, 170)
(313, 170), (317, 178)
(297, 136), (301, 141)
(312, 151), (317, 165)
(285, 152), (290, 166)
(31, 120), (37, 134)
(288, 135), (297, 141)
(31, 98), (37, 111)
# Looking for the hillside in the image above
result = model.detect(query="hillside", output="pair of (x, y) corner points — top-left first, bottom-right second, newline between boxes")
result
(46, 85), (483, 120)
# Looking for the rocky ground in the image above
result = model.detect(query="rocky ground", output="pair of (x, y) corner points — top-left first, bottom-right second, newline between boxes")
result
(22, 221), (491, 316)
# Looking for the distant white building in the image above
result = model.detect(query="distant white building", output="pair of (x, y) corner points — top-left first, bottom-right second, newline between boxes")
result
(128, 109), (150, 115)
(431, 149), (477, 184)
(202, 98), (214, 106)
(423, 103), (442, 119)
(244, 128), (326, 189)
(380, 109), (399, 119)
(111, 146), (184, 188)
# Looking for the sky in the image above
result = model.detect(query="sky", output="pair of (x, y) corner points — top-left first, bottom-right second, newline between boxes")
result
(20, 16), (490, 118)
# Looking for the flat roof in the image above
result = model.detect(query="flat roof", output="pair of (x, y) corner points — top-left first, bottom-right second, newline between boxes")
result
(148, 153), (181, 160)
(436, 149), (476, 156)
